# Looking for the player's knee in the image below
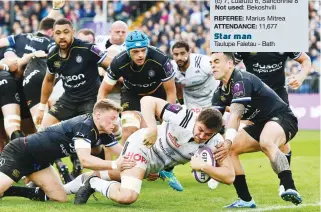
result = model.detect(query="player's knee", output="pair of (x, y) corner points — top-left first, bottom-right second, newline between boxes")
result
(50, 193), (68, 202)
(259, 139), (275, 153)
(122, 127), (138, 137)
(118, 191), (138, 205)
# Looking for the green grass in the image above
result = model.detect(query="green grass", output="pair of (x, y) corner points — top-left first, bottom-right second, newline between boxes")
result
(1, 130), (320, 211)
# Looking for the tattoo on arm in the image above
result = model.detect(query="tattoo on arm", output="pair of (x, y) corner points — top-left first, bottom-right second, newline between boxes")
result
(230, 103), (245, 118)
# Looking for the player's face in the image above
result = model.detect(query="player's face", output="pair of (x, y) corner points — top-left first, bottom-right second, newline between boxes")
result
(97, 110), (119, 134)
(110, 27), (127, 45)
(210, 53), (231, 80)
(193, 122), (216, 143)
(77, 33), (94, 43)
(172, 47), (189, 67)
(130, 47), (147, 66)
(54, 24), (74, 50)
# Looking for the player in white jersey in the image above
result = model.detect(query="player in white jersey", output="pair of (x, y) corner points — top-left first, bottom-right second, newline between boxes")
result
(74, 96), (235, 205)
(171, 41), (219, 113)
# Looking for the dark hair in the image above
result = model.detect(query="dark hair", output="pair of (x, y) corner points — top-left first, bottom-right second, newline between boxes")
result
(77, 28), (95, 42)
(211, 52), (235, 64)
(172, 40), (190, 52)
(39, 18), (55, 30)
(197, 108), (222, 132)
(53, 18), (73, 28)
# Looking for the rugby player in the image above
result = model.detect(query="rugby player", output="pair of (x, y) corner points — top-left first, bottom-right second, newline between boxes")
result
(97, 30), (179, 190)
(74, 96), (235, 205)
(35, 18), (115, 183)
(233, 52), (311, 198)
(210, 52), (302, 208)
(171, 41), (221, 190)
(0, 99), (135, 202)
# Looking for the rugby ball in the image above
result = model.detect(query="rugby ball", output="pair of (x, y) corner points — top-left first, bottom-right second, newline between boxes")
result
(193, 146), (215, 183)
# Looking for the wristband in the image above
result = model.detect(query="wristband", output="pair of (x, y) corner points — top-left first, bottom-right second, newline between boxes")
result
(111, 161), (118, 170)
(38, 103), (46, 111)
(225, 128), (237, 144)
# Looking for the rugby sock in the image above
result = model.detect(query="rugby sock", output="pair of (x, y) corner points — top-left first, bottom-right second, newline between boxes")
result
(63, 174), (85, 194)
(285, 151), (292, 166)
(278, 170), (296, 191)
(233, 175), (252, 202)
(3, 186), (48, 201)
(89, 177), (118, 199)
(10, 130), (24, 140)
(99, 170), (111, 180)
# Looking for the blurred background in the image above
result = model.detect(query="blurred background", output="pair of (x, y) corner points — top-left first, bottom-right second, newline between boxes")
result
(0, 0), (319, 128)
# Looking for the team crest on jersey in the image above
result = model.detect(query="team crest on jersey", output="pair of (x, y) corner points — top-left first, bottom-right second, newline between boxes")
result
(76, 55), (83, 63)
(148, 70), (155, 78)
(54, 61), (61, 68)
(220, 96), (226, 102)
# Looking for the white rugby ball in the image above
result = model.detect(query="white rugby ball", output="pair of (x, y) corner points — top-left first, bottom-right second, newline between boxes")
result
(193, 146), (215, 183)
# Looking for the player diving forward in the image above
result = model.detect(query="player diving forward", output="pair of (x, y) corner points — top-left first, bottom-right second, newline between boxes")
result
(73, 96), (235, 205)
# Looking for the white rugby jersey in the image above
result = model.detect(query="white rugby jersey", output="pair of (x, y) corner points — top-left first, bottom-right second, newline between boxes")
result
(127, 104), (223, 177)
(95, 35), (125, 52)
(172, 54), (220, 109)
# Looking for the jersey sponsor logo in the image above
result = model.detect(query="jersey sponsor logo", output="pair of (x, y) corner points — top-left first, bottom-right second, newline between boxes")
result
(57, 73), (85, 83)
(0, 79), (8, 86)
(60, 144), (69, 156)
(232, 81), (245, 98)
(165, 104), (182, 114)
(76, 55), (83, 63)
(0, 158), (5, 167)
(247, 109), (260, 120)
(126, 152), (147, 164)
(24, 44), (36, 52)
(168, 133), (180, 148)
(125, 80), (157, 88)
(23, 69), (40, 86)
(54, 61), (61, 68)
(90, 45), (105, 57)
(253, 62), (283, 73)
(26, 34), (44, 43)
(15, 93), (20, 102)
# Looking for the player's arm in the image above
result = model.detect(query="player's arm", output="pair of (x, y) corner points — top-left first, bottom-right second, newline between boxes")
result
(100, 133), (123, 156)
(176, 83), (184, 104)
(288, 52), (312, 89)
(18, 51), (47, 72)
(97, 58), (120, 100)
(163, 78), (177, 104)
(161, 59), (177, 104)
(46, 0), (65, 20)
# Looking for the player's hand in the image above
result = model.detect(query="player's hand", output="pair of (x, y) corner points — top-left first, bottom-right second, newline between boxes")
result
(7, 59), (18, 72)
(52, 0), (65, 9)
(143, 128), (158, 148)
(35, 109), (44, 127)
(34, 50), (47, 58)
(190, 155), (206, 171)
(116, 156), (136, 171)
(288, 74), (305, 90)
(147, 173), (160, 181)
(213, 140), (232, 161)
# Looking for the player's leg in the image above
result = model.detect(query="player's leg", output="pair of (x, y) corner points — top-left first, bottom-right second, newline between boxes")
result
(259, 114), (301, 205)
(120, 111), (141, 145)
(28, 165), (67, 202)
(42, 97), (76, 183)
(0, 115), (8, 152)
(2, 104), (24, 140)
(0, 172), (15, 197)
(225, 126), (261, 208)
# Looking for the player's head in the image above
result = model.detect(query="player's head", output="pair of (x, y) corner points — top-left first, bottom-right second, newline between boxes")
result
(125, 30), (149, 66)
(38, 18), (55, 37)
(172, 41), (190, 68)
(77, 28), (95, 43)
(110, 21), (128, 45)
(193, 108), (222, 143)
(210, 52), (235, 80)
(93, 99), (123, 134)
(53, 18), (74, 50)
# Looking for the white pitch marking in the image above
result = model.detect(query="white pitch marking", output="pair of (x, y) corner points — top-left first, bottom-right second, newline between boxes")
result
(226, 202), (320, 212)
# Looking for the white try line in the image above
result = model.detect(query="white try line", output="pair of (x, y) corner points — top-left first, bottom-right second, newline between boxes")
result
(226, 202), (320, 212)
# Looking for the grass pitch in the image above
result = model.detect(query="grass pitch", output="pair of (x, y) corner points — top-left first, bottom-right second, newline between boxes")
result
(0, 130), (319, 212)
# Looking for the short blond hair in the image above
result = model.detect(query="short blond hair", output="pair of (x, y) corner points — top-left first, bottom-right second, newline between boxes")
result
(94, 99), (123, 113)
